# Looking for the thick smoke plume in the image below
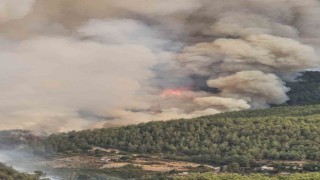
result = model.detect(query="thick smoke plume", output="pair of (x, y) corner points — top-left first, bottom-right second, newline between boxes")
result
(0, 0), (320, 133)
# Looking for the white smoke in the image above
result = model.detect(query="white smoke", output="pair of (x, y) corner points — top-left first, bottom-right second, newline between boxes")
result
(0, 19), (162, 132)
(0, 0), (35, 23)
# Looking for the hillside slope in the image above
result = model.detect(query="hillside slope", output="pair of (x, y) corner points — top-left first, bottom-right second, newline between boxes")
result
(285, 71), (320, 105)
(45, 104), (320, 167)
(0, 163), (43, 180)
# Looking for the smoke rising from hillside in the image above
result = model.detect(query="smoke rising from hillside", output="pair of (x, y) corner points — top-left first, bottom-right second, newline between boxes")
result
(0, 0), (319, 132)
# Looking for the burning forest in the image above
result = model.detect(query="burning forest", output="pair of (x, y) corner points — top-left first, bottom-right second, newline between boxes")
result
(0, 0), (320, 133)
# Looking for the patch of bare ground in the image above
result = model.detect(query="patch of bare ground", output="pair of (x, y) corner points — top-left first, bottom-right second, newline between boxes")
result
(101, 162), (130, 168)
(48, 156), (103, 169)
(132, 158), (200, 172)
(48, 154), (203, 172)
(47, 147), (215, 173)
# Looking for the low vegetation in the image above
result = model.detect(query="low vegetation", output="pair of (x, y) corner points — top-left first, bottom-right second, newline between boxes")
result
(0, 162), (45, 180)
(173, 172), (320, 180)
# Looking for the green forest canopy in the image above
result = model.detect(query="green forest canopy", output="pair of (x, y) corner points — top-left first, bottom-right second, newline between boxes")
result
(45, 104), (320, 167)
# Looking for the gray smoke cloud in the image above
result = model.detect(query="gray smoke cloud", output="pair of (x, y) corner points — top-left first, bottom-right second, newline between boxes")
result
(0, 0), (35, 23)
(0, 0), (319, 132)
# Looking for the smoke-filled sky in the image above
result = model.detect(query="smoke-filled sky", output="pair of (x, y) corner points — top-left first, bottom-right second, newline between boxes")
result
(0, 0), (320, 133)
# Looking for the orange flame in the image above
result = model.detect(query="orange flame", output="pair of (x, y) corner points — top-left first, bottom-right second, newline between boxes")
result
(160, 88), (187, 98)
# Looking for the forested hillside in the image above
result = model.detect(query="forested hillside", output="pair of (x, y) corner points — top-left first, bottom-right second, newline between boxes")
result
(45, 104), (320, 168)
(285, 71), (320, 105)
